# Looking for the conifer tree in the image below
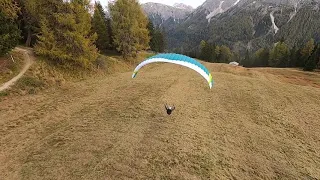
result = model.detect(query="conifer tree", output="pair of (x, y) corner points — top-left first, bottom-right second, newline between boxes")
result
(200, 41), (218, 62)
(153, 29), (165, 52)
(92, 1), (109, 52)
(288, 46), (299, 67)
(317, 45), (320, 69)
(17, 0), (42, 47)
(35, 0), (98, 68)
(219, 45), (233, 63)
(0, 0), (21, 55)
(0, 0), (20, 19)
(110, 0), (150, 58)
(106, 17), (114, 49)
(215, 45), (221, 62)
(300, 38), (315, 67)
(199, 41), (211, 61)
(269, 42), (290, 67)
(304, 44), (319, 71)
(253, 48), (269, 67)
(147, 20), (166, 53)
(147, 19), (155, 51)
(242, 49), (252, 67)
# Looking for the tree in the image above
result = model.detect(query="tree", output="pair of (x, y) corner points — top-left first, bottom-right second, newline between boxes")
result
(232, 51), (241, 63)
(17, 0), (46, 47)
(0, 0), (21, 55)
(304, 45), (319, 71)
(0, 0), (20, 19)
(35, 0), (98, 68)
(199, 40), (215, 62)
(106, 17), (114, 49)
(279, 36), (285, 43)
(214, 45), (221, 62)
(200, 40), (206, 49)
(92, 1), (110, 53)
(147, 20), (165, 52)
(317, 45), (320, 69)
(300, 38), (315, 67)
(185, 49), (198, 58)
(160, 27), (168, 52)
(288, 46), (300, 67)
(269, 42), (290, 67)
(253, 48), (269, 67)
(153, 29), (165, 52)
(199, 40), (207, 60)
(242, 49), (253, 67)
(219, 45), (233, 63)
(0, 12), (21, 56)
(147, 19), (155, 50)
(110, 0), (150, 58)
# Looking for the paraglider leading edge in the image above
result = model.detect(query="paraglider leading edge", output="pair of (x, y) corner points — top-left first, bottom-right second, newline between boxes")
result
(131, 53), (214, 89)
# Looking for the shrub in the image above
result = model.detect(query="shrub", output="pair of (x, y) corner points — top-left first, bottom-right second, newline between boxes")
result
(16, 76), (45, 90)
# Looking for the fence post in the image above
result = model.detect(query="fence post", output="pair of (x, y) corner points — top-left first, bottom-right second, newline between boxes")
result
(11, 55), (15, 63)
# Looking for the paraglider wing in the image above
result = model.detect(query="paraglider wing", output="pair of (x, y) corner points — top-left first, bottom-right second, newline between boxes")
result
(132, 53), (214, 89)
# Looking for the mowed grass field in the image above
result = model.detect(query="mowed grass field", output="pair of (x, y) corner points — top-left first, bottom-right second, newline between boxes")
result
(0, 62), (320, 179)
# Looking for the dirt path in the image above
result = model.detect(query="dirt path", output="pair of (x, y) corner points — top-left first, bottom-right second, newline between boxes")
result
(0, 47), (34, 92)
(0, 63), (320, 179)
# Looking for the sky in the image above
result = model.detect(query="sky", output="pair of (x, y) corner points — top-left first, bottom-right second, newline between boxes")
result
(97, 0), (206, 9)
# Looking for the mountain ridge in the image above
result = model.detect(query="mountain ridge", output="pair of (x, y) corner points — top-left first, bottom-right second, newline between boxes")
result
(141, 2), (193, 28)
(146, 0), (320, 54)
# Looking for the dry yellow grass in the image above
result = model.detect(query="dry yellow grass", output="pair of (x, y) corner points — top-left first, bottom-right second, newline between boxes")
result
(0, 62), (319, 179)
(254, 68), (320, 88)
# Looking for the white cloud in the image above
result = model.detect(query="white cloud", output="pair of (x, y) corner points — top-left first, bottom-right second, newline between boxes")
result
(96, 0), (206, 9)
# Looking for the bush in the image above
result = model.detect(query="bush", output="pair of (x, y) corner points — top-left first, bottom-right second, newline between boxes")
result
(94, 56), (107, 70)
(0, 91), (8, 97)
(16, 76), (45, 90)
(0, 12), (21, 56)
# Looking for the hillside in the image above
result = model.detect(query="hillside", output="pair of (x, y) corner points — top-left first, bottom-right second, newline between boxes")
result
(1, 61), (320, 179)
(163, 0), (320, 53)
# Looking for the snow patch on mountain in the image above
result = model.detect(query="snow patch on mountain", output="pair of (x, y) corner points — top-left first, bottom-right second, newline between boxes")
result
(206, 1), (225, 23)
(270, 10), (279, 34)
(288, 1), (299, 22)
(233, 0), (241, 6)
(173, 3), (194, 11)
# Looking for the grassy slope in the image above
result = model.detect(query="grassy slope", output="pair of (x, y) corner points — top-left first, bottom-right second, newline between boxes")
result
(1, 51), (152, 96)
(0, 50), (24, 85)
(0, 61), (319, 179)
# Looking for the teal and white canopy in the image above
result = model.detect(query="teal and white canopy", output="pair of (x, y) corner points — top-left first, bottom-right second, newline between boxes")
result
(132, 53), (214, 89)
